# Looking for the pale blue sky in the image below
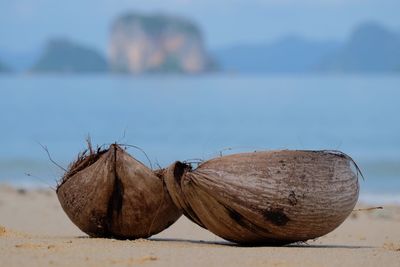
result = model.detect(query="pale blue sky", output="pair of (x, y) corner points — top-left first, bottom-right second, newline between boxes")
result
(1, 0), (399, 52)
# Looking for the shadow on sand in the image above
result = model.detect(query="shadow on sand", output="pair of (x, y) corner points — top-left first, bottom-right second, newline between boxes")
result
(148, 237), (373, 249)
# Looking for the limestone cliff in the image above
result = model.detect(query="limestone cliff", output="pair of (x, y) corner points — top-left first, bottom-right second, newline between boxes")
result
(109, 13), (214, 74)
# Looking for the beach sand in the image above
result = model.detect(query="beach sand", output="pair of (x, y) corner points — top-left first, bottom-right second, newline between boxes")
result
(0, 185), (399, 267)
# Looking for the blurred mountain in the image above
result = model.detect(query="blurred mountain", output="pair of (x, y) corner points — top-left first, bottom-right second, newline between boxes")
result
(214, 22), (400, 73)
(31, 39), (108, 73)
(318, 22), (400, 73)
(213, 36), (340, 73)
(109, 12), (215, 74)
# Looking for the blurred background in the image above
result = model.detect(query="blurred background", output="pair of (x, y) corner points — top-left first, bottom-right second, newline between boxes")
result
(0, 0), (399, 204)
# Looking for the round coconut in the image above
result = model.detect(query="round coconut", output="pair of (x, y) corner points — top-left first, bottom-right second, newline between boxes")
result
(57, 144), (181, 239)
(163, 150), (360, 245)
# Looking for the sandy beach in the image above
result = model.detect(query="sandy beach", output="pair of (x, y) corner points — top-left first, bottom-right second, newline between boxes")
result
(0, 185), (399, 267)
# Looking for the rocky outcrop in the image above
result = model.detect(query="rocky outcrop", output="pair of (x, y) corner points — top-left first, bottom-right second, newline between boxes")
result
(318, 22), (400, 72)
(109, 13), (214, 74)
(31, 39), (108, 73)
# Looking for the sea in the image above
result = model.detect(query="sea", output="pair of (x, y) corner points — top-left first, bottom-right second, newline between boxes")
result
(0, 73), (399, 204)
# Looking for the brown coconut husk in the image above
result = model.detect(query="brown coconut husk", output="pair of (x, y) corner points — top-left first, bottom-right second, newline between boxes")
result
(162, 150), (360, 245)
(57, 144), (181, 239)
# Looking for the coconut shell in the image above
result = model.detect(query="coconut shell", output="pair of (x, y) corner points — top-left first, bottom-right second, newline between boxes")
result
(163, 150), (360, 245)
(57, 144), (181, 239)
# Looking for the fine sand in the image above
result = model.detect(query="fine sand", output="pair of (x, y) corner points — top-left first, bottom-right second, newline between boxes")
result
(0, 185), (399, 267)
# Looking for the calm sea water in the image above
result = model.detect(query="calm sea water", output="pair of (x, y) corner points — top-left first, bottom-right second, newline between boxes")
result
(0, 74), (399, 204)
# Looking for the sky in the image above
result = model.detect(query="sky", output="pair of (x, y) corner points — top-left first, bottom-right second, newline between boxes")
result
(0, 0), (399, 53)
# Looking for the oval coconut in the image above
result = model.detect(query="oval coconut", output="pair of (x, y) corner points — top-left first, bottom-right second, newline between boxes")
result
(163, 150), (360, 245)
(57, 144), (181, 239)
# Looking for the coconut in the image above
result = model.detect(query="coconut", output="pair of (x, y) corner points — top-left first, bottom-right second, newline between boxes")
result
(163, 150), (360, 245)
(57, 144), (181, 239)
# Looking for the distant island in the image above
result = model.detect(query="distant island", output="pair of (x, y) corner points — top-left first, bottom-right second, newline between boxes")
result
(214, 21), (400, 73)
(0, 17), (399, 75)
(109, 13), (215, 74)
(318, 22), (400, 73)
(31, 39), (108, 73)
